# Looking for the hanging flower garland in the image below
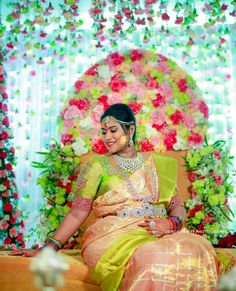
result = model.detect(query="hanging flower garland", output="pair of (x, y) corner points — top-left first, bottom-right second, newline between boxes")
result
(0, 56), (25, 250)
(185, 140), (235, 245)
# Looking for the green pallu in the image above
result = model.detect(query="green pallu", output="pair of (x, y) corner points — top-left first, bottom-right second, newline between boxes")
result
(92, 227), (157, 291)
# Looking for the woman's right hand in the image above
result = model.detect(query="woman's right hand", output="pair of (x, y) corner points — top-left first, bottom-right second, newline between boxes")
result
(9, 248), (39, 257)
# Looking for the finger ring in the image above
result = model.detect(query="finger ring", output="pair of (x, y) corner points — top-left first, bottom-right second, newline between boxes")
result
(151, 230), (157, 236)
(149, 221), (156, 228)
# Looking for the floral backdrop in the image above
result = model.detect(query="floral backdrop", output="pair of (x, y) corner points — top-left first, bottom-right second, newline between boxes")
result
(0, 0), (236, 248)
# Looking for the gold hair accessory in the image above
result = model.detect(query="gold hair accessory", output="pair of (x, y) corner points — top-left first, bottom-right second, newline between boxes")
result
(101, 115), (135, 127)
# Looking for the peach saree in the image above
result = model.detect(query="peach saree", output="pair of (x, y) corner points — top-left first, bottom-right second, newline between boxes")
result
(71, 153), (220, 290)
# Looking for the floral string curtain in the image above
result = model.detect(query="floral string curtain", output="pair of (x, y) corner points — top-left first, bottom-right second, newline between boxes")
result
(0, 0), (235, 246)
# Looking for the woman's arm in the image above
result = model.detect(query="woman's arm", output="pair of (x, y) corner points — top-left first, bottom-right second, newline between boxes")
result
(52, 207), (90, 246)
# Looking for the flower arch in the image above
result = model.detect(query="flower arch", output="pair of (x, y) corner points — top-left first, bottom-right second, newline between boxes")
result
(59, 49), (209, 154)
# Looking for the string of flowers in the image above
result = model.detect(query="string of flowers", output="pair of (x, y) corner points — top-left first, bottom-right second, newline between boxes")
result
(0, 56), (25, 250)
(185, 139), (235, 246)
(0, 0), (235, 63)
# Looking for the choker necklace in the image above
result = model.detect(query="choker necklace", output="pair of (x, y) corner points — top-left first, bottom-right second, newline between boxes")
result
(113, 152), (143, 173)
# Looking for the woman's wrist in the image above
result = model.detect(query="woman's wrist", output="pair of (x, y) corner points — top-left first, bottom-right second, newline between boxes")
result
(168, 215), (183, 231)
(43, 237), (63, 252)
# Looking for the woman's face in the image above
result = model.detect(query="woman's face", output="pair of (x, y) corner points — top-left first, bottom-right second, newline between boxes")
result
(101, 117), (131, 154)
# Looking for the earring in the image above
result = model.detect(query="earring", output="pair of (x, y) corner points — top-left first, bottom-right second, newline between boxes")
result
(129, 136), (134, 146)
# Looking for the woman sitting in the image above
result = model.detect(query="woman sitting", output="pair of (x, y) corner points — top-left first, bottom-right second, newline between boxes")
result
(12, 103), (221, 290)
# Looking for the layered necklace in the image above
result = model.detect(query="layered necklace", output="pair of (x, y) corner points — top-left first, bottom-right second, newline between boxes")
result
(113, 152), (143, 173)
(112, 153), (158, 203)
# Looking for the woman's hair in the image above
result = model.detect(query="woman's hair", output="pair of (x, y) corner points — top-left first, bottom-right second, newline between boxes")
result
(100, 103), (136, 142)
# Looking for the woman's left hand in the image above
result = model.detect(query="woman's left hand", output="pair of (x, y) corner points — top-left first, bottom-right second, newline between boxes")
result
(9, 248), (39, 257)
(138, 218), (174, 238)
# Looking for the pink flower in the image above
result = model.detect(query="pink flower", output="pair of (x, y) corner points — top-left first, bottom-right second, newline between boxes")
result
(106, 52), (125, 67)
(152, 93), (166, 107)
(170, 110), (184, 125)
(0, 170), (7, 178)
(74, 80), (84, 91)
(184, 116), (195, 129)
(146, 78), (158, 89)
(2, 191), (10, 197)
(63, 105), (83, 120)
(213, 151), (222, 159)
(177, 78), (188, 92)
(158, 82), (173, 100)
(9, 228), (18, 238)
(157, 62), (170, 74)
(131, 62), (143, 76)
(199, 101), (209, 119)
(91, 104), (104, 123)
(188, 133), (204, 145)
(0, 84), (6, 93)
(109, 75), (127, 92)
(85, 64), (99, 76)
(215, 175), (223, 185)
(61, 133), (74, 145)
(13, 210), (21, 219)
(108, 94), (122, 105)
(0, 65), (4, 75)
(175, 17), (183, 24)
(0, 220), (9, 230)
(128, 102), (142, 114)
(130, 49), (143, 62)
(163, 130), (177, 150)
(162, 13), (170, 21)
(140, 139), (154, 152)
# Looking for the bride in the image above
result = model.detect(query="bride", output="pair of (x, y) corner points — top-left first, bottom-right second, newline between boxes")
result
(12, 103), (221, 290)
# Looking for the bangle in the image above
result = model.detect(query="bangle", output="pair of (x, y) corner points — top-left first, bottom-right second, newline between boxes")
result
(169, 215), (182, 230)
(44, 237), (63, 252)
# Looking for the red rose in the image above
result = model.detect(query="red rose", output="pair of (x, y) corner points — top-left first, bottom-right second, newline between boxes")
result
(199, 101), (209, 119)
(5, 163), (13, 171)
(93, 139), (108, 154)
(13, 192), (18, 199)
(20, 220), (25, 228)
(85, 64), (99, 76)
(107, 52), (125, 66)
(162, 12), (170, 21)
(170, 110), (184, 125)
(4, 237), (12, 245)
(2, 92), (8, 99)
(4, 202), (13, 213)
(10, 147), (15, 154)
(221, 4), (228, 11)
(40, 32), (47, 37)
(69, 99), (90, 111)
(98, 95), (109, 109)
(175, 17), (183, 24)
(163, 130), (177, 150)
(3, 116), (9, 126)
(90, 8), (102, 14)
(152, 122), (167, 132)
(146, 78), (158, 89)
(215, 175), (223, 185)
(109, 75), (127, 92)
(9, 216), (16, 224)
(213, 151), (221, 159)
(0, 131), (9, 140)
(65, 182), (72, 193)
(177, 78), (188, 92)
(74, 80), (84, 91)
(140, 139), (154, 152)
(188, 171), (196, 182)
(3, 179), (11, 188)
(0, 151), (7, 158)
(16, 233), (24, 242)
(67, 201), (73, 208)
(152, 93), (165, 107)
(130, 49), (143, 62)
(61, 133), (74, 145)
(128, 102), (142, 114)
(188, 133), (204, 145)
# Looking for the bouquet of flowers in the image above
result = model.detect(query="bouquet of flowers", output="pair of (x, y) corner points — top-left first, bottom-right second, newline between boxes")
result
(185, 139), (235, 245)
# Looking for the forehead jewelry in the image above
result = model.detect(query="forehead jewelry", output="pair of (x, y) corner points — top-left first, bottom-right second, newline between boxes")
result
(102, 115), (135, 127)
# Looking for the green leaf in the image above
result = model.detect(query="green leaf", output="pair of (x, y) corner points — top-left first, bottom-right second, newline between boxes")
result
(218, 205), (233, 222)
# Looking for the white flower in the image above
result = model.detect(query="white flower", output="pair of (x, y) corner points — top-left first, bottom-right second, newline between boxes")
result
(71, 138), (88, 156)
(173, 135), (187, 150)
(145, 124), (156, 138)
(80, 116), (93, 129)
(140, 105), (150, 114)
(97, 65), (112, 80)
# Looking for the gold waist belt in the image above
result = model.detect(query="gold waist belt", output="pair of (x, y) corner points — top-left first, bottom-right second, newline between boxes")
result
(116, 203), (167, 218)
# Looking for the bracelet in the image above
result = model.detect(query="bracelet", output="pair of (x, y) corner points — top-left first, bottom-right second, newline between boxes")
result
(44, 237), (63, 252)
(169, 215), (182, 230)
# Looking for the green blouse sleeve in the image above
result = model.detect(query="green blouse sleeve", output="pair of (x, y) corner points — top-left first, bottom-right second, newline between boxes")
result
(73, 157), (103, 200)
(152, 153), (177, 203)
